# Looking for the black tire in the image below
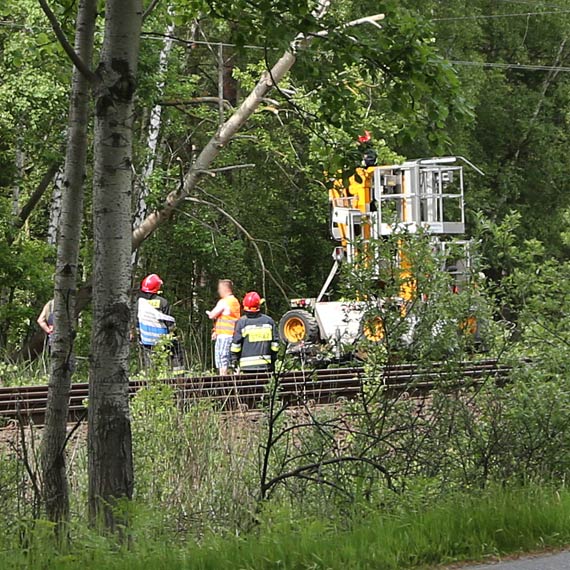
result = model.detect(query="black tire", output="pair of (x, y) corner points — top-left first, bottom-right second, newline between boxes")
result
(279, 310), (320, 344)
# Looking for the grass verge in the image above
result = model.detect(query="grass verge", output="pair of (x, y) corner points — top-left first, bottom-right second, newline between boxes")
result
(3, 485), (570, 569)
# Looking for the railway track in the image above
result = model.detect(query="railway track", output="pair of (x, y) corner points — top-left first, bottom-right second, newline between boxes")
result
(0, 359), (512, 426)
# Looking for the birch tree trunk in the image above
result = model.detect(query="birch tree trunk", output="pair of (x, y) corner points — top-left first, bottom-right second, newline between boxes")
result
(88, 0), (142, 529)
(47, 169), (64, 246)
(132, 21), (174, 232)
(40, 0), (97, 526)
(12, 144), (25, 217)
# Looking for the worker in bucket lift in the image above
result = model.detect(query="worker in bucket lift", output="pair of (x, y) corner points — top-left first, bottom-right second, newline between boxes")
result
(230, 291), (280, 374)
(206, 279), (241, 375)
(359, 130), (377, 167)
(137, 274), (183, 370)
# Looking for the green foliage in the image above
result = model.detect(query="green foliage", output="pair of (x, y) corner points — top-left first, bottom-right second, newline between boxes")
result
(130, 382), (258, 534)
(128, 0), (475, 370)
(3, 486), (570, 569)
(338, 232), (496, 363)
(0, 198), (54, 351)
(2, 0), (570, 361)
(5, 4), (570, 570)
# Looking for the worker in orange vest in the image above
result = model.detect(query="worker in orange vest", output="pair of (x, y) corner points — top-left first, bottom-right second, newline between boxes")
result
(206, 279), (241, 375)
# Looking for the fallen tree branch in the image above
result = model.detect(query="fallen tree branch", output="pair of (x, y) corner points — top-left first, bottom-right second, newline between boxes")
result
(131, 5), (383, 250)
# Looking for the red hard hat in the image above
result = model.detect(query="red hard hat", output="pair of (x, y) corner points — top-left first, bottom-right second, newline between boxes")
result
(243, 291), (261, 312)
(141, 274), (163, 294)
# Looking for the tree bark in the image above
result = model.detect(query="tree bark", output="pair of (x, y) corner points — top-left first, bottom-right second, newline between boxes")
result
(132, 20), (175, 232)
(88, 0), (142, 529)
(47, 168), (64, 246)
(40, 0), (97, 527)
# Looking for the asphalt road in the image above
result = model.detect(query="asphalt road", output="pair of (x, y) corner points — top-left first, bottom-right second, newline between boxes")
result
(465, 551), (570, 569)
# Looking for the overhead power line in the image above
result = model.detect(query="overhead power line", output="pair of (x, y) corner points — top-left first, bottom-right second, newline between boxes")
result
(4, 6), (570, 34)
(433, 9), (570, 21)
(141, 32), (273, 50)
(496, 0), (567, 8)
(448, 59), (570, 72)
(4, 9), (570, 79)
(4, 5), (570, 32)
(0, 21), (26, 27)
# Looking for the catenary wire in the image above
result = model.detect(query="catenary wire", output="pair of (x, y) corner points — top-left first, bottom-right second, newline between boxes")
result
(432, 9), (570, 21)
(447, 59), (570, 72)
(3, 11), (570, 74)
(495, 0), (568, 9)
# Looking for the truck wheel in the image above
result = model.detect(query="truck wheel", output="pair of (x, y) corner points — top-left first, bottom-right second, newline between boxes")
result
(279, 310), (320, 344)
(362, 316), (385, 342)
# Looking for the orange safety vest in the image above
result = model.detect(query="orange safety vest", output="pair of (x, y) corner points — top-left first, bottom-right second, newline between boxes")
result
(214, 295), (241, 336)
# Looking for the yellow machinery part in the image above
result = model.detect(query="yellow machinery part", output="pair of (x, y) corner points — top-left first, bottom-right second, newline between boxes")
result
(329, 167), (375, 249)
(363, 316), (385, 342)
(460, 315), (478, 336)
(282, 316), (307, 343)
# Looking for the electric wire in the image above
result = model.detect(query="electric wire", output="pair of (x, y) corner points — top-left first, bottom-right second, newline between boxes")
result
(432, 8), (570, 21)
(495, 0), (568, 8)
(447, 59), (570, 72)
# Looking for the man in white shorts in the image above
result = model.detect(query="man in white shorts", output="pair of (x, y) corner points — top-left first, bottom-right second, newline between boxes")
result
(206, 279), (241, 375)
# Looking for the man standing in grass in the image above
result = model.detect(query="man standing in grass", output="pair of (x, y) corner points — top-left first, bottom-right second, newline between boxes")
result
(206, 279), (241, 375)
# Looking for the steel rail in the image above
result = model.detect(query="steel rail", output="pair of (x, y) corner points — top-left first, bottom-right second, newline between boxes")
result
(0, 359), (512, 425)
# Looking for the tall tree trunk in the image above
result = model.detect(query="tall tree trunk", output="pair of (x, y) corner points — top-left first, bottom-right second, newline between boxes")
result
(12, 143), (25, 217)
(40, 0), (97, 526)
(132, 20), (175, 232)
(88, 0), (142, 529)
(47, 169), (64, 246)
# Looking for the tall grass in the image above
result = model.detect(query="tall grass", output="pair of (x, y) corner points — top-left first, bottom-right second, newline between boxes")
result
(2, 485), (570, 569)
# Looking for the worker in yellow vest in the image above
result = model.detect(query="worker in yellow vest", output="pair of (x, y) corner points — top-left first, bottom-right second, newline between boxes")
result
(206, 279), (241, 375)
